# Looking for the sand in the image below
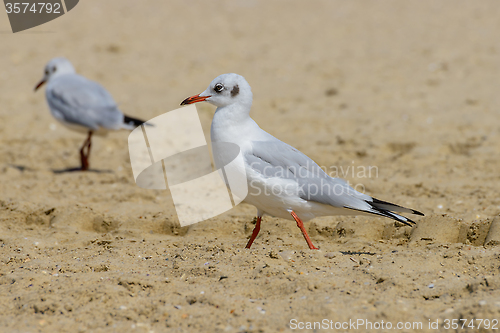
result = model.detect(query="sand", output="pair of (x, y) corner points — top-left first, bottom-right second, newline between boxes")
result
(1, 1), (500, 332)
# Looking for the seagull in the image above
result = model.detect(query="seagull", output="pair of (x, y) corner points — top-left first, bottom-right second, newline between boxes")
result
(181, 73), (423, 250)
(35, 57), (147, 171)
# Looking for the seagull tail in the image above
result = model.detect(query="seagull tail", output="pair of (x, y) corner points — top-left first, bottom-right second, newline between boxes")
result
(369, 198), (424, 216)
(344, 198), (424, 227)
(122, 115), (152, 130)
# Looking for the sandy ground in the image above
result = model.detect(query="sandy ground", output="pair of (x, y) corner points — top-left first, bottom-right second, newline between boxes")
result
(1, 1), (500, 332)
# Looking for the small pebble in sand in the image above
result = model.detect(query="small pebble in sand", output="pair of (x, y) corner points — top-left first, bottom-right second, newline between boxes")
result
(279, 250), (295, 261)
(269, 250), (279, 259)
(324, 252), (336, 259)
(428, 284), (434, 288)
(478, 300), (487, 306)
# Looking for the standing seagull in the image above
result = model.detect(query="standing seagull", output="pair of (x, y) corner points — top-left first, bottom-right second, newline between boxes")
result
(35, 57), (146, 171)
(181, 73), (423, 250)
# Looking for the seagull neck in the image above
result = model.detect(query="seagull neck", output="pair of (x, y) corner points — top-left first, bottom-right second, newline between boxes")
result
(211, 103), (258, 143)
(213, 103), (252, 125)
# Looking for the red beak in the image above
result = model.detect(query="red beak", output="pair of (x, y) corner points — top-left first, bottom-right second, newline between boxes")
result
(34, 79), (46, 91)
(180, 93), (210, 106)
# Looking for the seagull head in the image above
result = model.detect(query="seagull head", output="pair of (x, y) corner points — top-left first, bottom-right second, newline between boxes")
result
(180, 73), (253, 109)
(34, 57), (76, 91)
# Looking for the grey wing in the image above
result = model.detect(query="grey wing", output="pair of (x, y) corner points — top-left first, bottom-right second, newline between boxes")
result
(46, 74), (124, 130)
(245, 140), (371, 209)
(245, 140), (423, 223)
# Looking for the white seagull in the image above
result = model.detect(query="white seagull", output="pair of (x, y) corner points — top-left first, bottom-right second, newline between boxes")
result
(35, 57), (146, 171)
(181, 73), (423, 249)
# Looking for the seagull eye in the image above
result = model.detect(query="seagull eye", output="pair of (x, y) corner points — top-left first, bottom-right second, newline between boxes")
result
(45, 70), (49, 75)
(214, 83), (224, 93)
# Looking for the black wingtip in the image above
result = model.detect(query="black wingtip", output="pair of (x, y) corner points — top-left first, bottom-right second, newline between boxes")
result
(411, 210), (425, 216)
(124, 115), (149, 127)
(343, 205), (416, 227)
(383, 210), (416, 227)
(402, 217), (416, 225)
(371, 197), (424, 216)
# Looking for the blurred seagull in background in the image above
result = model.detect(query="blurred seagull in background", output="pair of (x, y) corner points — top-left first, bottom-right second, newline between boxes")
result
(181, 73), (423, 250)
(35, 57), (147, 171)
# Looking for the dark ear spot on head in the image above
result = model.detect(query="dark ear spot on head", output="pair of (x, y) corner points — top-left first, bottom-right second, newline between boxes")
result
(231, 84), (239, 97)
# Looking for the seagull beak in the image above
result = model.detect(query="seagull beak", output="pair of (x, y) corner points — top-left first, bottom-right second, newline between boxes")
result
(180, 93), (210, 106)
(34, 79), (46, 92)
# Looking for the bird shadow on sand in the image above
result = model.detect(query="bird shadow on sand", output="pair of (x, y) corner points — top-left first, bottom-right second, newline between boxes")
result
(52, 167), (114, 174)
(340, 251), (377, 256)
(8, 164), (33, 172)
(7, 164), (114, 174)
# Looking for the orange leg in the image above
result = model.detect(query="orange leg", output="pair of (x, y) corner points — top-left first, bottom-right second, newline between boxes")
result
(290, 211), (318, 250)
(245, 216), (262, 249)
